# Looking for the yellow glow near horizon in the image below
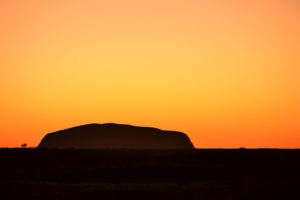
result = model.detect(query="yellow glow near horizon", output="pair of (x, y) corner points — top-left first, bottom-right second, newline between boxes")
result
(0, 0), (299, 148)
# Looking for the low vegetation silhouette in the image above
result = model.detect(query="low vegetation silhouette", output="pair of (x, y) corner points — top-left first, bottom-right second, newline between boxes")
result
(1, 148), (299, 200)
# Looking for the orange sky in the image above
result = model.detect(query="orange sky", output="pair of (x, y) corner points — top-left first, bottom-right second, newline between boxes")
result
(0, 0), (299, 148)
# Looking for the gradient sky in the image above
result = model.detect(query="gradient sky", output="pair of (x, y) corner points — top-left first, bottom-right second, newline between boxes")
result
(0, 0), (299, 148)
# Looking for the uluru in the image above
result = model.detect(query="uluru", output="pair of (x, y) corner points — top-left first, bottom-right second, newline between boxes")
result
(38, 123), (195, 149)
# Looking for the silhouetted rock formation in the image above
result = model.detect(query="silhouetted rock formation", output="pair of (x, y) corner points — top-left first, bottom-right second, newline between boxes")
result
(38, 123), (194, 149)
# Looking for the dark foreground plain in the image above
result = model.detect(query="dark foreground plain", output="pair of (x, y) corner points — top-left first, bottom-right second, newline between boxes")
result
(1, 149), (299, 200)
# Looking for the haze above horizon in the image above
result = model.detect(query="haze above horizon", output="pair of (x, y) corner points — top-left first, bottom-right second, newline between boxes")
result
(0, 0), (299, 148)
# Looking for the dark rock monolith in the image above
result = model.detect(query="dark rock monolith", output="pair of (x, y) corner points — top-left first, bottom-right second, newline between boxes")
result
(38, 123), (194, 149)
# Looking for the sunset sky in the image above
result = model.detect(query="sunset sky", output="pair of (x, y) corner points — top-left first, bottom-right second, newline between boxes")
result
(0, 0), (299, 148)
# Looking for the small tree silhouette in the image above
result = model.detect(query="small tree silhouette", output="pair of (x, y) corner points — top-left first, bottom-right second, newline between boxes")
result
(21, 143), (27, 148)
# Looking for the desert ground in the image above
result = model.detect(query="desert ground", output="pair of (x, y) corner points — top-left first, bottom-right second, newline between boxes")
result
(1, 148), (299, 200)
